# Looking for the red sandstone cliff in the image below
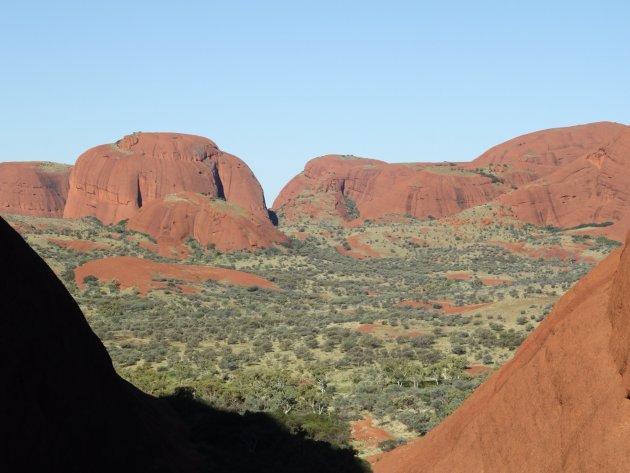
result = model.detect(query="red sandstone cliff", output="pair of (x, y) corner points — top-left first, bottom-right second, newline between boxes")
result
(127, 192), (288, 254)
(64, 132), (284, 251)
(498, 126), (630, 240)
(0, 161), (71, 217)
(273, 123), (626, 227)
(374, 233), (630, 473)
(273, 155), (506, 224)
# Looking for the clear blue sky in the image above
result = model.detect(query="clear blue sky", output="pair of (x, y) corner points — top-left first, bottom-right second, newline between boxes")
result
(1, 1), (629, 203)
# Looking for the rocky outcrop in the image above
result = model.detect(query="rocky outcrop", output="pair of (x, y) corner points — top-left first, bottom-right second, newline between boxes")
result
(373, 233), (630, 473)
(273, 123), (628, 231)
(498, 126), (630, 240)
(273, 155), (506, 225)
(468, 121), (625, 186)
(128, 192), (287, 254)
(63, 132), (283, 251)
(0, 216), (197, 473)
(0, 162), (71, 217)
(64, 132), (268, 222)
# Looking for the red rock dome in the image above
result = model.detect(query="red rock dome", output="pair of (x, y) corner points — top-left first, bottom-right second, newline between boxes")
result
(64, 132), (284, 251)
(0, 161), (71, 217)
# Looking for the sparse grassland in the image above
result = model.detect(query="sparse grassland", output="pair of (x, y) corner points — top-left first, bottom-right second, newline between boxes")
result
(2, 208), (618, 459)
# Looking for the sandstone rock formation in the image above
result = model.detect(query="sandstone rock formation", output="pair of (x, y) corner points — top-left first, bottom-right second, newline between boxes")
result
(0, 216), (197, 473)
(498, 126), (630, 240)
(64, 132), (284, 251)
(273, 123), (629, 235)
(469, 121), (626, 186)
(128, 192), (287, 254)
(0, 161), (71, 217)
(373, 233), (630, 473)
(274, 155), (506, 224)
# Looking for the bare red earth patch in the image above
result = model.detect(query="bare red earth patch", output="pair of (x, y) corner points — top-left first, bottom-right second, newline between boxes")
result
(49, 238), (110, 253)
(351, 416), (392, 446)
(75, 256), (277, 295)
(446, 272), (471, 281)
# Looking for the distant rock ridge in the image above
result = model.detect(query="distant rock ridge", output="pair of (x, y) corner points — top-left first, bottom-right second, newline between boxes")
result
(373, 230), (630, 473)
(274, 154), (508, 224)
(273, 122), (630, 238)
(0, 161), (71, 216)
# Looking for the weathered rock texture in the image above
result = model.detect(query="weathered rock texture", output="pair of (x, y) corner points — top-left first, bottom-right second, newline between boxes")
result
(274, 155), (506, 224)
(469, 121), (626, 185)
(0, 217), (197, 473)
(64, 132), (284, 251)
(373, 233), (630, 473)
(128, 192), (287, 254)
(0, 161), (71, 217)
(273, 122), (629, 237)
(498, 126), (630, 240)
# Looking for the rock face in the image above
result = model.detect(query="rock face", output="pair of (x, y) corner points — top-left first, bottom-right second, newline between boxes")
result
(274, 155), (506, 225)
(0, 161), (71, 217)
(498, 126), (630, 240)
(0, 217), (196, 472)
(273, 123), (626, 227)
(64, 132), (283, 251)
(469, 121), (626, 185)
(373, 233), (630, 473)
(128, 192), (288, 254)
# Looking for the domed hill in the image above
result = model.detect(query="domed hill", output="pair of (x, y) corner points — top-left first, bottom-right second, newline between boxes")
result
(0, 216), (197, 472)
(273, 122), (625, 227)
(0, 161), (71, 217)
(497, 125), (630, 241)
(273, 155), (508, 225)
(64, 132), (284, 251)
(373, 233), (630, 473)
(465, 121), (626, 186)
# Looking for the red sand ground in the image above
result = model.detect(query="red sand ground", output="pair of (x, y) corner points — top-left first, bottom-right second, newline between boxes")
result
(49, 238), (110, 252)
(337, 233), (382, 259)
(446, 272), (472, 281)
(351, 416), (392, 446)
(75, 256), (277, 295)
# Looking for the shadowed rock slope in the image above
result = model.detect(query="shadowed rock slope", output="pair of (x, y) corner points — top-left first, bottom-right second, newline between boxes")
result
(373, 232), (630, 473)
(0, 217), (368, 473)
(0, 161), (71, 217)
(0, 216), (198, 473)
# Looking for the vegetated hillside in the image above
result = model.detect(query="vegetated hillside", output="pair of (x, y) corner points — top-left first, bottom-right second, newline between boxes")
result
(0, 216), (197, 473)
(273, 122), (628, 236)
(373, 233), (630, 473)
(4, 202), (619, 462)
(0, 161), (71, 216)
